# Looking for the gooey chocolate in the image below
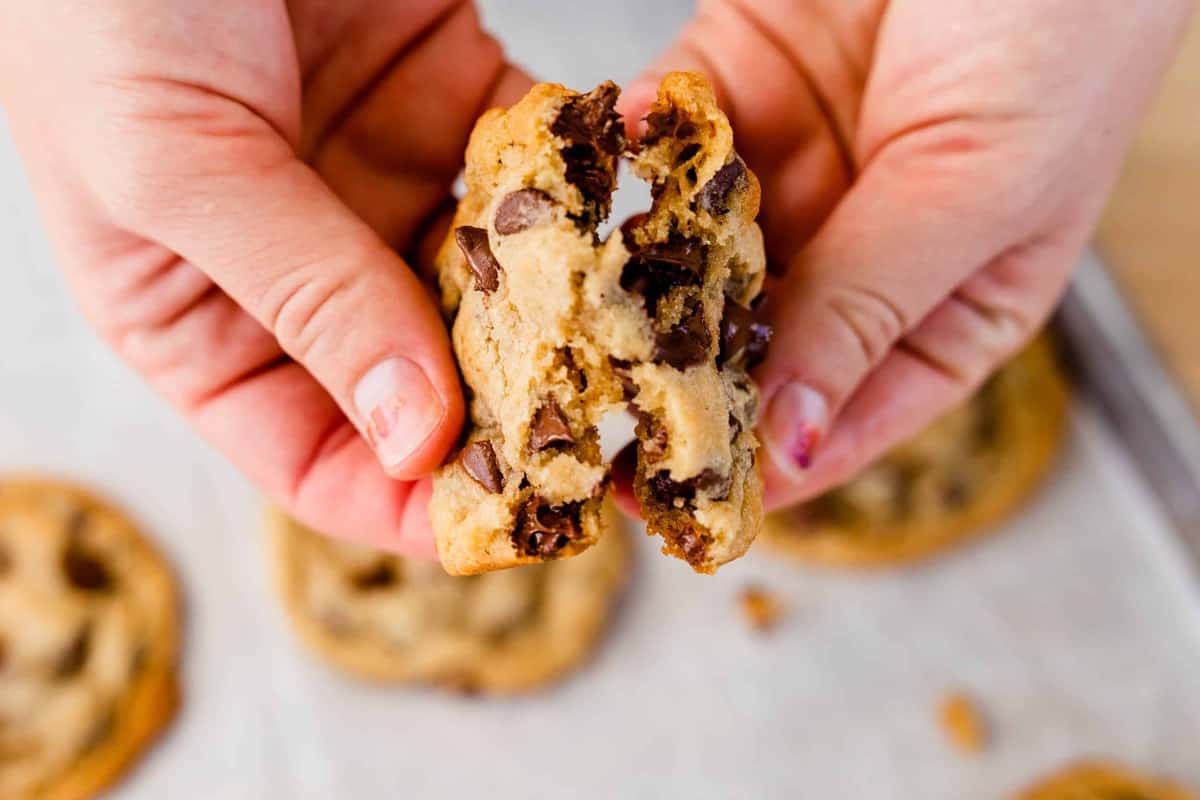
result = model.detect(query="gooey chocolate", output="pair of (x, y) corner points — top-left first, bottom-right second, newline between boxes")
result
(653, 300), (712, 369)
(698, 158), (748, 216)
(551, 82), (625, 227)
(512, 497), (583, 557)
(719, 297), (771, 368)
(649, 467), (733, 505)
(620, 232), (707, 316)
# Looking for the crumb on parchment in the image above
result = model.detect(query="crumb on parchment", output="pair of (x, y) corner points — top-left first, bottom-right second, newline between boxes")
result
(939, 691), (988, 755)
(739, 585), (785, 632)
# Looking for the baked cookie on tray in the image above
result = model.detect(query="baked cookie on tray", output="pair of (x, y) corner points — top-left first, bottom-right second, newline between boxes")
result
(269, 503), (629, 693)
(762, 335), (1069, 567)
(0, 478), (179, 800)
(432, 72), (769, 576)
(1013, 761), (1198, 800)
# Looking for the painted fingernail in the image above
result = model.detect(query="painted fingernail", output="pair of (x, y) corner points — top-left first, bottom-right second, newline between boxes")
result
(354, 357), (446, 472)
(762, 382), (829, 481)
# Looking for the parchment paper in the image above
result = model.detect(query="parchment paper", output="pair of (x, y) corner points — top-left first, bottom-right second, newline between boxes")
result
(1, 2), (1198, 796)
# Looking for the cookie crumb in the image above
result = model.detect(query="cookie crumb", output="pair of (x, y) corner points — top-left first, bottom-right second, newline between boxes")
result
(938, 691), (987, 755)
(739, 585), (785, 632)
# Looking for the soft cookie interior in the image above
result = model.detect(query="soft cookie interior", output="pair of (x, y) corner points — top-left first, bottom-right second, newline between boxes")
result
(433, 74), (768, 575)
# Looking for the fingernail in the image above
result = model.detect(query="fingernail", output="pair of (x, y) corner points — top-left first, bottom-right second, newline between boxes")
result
(762, 382), (829, 481)
(354, 358), (446, 471)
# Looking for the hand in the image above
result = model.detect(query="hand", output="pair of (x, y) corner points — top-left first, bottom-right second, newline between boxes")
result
(0, 1), (530, 555)
(619, 0), (1191, 508)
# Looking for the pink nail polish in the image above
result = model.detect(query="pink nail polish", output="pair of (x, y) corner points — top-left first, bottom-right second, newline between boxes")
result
(763, 382), (829, 480)
(354, 358), (446, 472)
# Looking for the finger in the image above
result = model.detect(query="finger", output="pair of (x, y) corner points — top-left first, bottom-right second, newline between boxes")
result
(616, 0), (856, 265)
(760, 224), (1080, 506)
(93, 105), (462, 481)
(609, 443), (644, 520)
(307, 0), (534, 250)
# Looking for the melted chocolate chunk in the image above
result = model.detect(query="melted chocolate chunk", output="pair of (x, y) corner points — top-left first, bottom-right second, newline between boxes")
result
(642, 105), (697, 146)
(512, 498), (583, 557)
(62, 543), (113, 593)
(552, 82), (624, 156)
(529, 399), (575, 452)
(551, 82), (625, 227)
(649, 468), (732, 504)
(494, 189), (556, 235)
(620, 234), (706, 316)
(350, 561), (397, 590)
(719, 298), (772, 368)
(654, 301), (712, 369)
(699, 158), (748, 216)
(55, 624), (92, 679)
(461, 441), (504, 494)
(454, 226), (502, 293)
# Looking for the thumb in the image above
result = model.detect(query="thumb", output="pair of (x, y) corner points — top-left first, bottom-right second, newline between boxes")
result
(102, 121), (463, 480)
(756, 138), (1065, 502)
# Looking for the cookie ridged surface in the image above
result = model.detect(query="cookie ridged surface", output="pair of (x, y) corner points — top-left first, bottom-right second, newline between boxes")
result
(270, 505), (629, 693)
(433, 72), (768, 575)
(0, 479), (179, 800)
(1013, 761), (1198, 800)
(763, 336), (1069, 567)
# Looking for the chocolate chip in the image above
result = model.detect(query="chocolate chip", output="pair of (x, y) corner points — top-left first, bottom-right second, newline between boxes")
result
(719, 298), (772, 368)
(454, 226), (502, 293)
(512, 498), (583, 557)
(460, 441), (504, 494)
(654, 301), (712, 369)
(55, 624), (92, 680)
(350, 561), (397, 590)
(699, 158), (748, 216)
(529, 399), (575, 452)
(649, 468), (732, 504)
(62, 542), (113, 593)
(642, 105), (697, 146)
(620, 234), (706, 316)
(494, 189), (556, 235)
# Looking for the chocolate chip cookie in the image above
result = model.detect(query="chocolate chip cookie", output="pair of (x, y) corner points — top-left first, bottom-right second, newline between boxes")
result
(433, 73), (768, 575)
(269, 502), (629, 693)
(763, 336), (1069, 567)
(0, 478), (179, 800)
(1014, 761), (1197, 800)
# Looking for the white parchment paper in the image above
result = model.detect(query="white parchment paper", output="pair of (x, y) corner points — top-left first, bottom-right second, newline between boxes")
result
(2, 2), (1198, 796)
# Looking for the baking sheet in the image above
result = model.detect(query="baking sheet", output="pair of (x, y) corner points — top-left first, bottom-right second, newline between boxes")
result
(3, 1), (1200, 796)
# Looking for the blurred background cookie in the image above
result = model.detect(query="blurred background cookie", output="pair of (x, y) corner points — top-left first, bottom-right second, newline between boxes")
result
(269, 504), (630, 693)
(1014, 761), (1198, 799)
(0, 478), (179, 800)
(762, 335), (1070, 567)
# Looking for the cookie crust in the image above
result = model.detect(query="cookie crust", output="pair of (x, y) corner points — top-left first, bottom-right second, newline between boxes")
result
(269, 504), (629, 693)
(0, 478), (180, 800)
(763, 336), (1069, 567)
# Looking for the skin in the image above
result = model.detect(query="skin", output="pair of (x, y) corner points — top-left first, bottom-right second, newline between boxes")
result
(0, 0), (1190, 555)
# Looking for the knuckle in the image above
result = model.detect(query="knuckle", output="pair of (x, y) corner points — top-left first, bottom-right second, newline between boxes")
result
(825, 283), (911, 369)
(263, 268), (357, 366)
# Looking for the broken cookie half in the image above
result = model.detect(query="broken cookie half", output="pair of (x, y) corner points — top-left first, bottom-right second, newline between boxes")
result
(432, 73), (769, 575)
